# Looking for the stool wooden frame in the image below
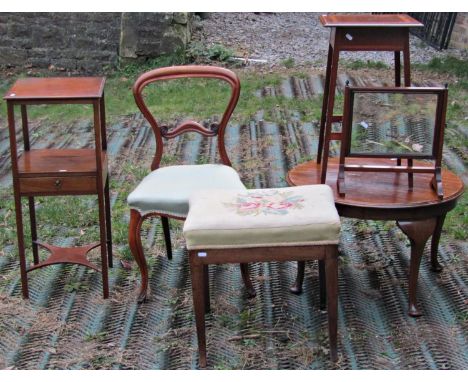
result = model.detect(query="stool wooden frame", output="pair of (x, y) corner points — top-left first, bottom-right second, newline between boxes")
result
(129, 66), (254, 302)
(317, 14), (424, 183)
(4, 77), (113, 299)
(189, 244), (339, 368)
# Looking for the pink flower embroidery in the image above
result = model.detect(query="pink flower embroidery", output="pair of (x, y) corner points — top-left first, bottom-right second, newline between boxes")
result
(239, 202), (261, 210)
(224, 190), (305, 216)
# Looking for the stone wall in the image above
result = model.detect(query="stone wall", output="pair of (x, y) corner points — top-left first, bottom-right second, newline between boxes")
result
(450, 13), (468, 50)
(0, 12), (192, 73)
(120, 13), (191, 63)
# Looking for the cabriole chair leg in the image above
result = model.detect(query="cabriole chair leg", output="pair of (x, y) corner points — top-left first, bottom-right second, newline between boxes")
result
(129, 209), (149, 302)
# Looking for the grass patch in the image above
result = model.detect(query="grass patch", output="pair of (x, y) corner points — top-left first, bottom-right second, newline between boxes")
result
(444, 191), (468, 241)
(345, 59), (390, 70)
(415, 56), (468, 80)
(281, 57), (295, 69)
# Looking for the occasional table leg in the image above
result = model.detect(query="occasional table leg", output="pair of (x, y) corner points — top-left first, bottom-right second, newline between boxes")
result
(397, 218), (437, 317)
(14, 190), (29, 299)
(97, 190), (109, 299)
(104, 176), (113, 268)
(430, 214), (446, 272)
(320, 47), (340, 184)
(28, 196), (39, 265)
(317, 43), (333, 164)
(394, 51), (401, 87)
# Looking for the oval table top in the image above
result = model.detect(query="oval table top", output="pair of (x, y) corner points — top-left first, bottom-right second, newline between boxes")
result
(287, 158), (465, 220)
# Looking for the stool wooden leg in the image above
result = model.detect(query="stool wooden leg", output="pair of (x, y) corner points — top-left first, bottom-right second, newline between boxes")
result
(240, 263), (256, 297)
(290, 261), (305, 294)
(319, 259), (326, 310)
(204, 265), (210, 313)
(325, 247), (338, 362)
(129, 209), (148, 303)
(190, 254), (207, 368)
(161, 216), (172, 260)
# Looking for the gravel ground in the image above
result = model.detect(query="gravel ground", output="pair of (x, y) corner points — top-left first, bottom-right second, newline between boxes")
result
(192, 12), (467, 68)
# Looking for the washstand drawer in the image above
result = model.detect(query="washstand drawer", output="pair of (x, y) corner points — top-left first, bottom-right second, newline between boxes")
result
(19, 176), (97, 195)
(333, 27), (407, 50)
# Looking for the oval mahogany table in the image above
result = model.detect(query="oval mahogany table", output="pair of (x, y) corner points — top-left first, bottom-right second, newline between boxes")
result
(287, 157), (464, 317)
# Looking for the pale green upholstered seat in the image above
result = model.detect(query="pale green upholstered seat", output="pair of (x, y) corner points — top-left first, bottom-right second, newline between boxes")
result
(127, 164), (246, 218)
(184, 185), (341, 250)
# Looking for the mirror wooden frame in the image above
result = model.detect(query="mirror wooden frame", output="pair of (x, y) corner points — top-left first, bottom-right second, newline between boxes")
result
(337, 85), (448, 199)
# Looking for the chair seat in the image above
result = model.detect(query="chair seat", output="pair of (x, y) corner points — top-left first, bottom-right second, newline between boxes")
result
(184, 185), (341, 249)
(127, 164), (246, 218)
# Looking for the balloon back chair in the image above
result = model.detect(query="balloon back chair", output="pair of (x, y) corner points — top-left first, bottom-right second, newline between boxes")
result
(128, 65), (255, 302)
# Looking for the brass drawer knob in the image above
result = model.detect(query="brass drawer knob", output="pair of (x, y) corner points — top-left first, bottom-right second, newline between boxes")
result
(54, 179), (62, 188)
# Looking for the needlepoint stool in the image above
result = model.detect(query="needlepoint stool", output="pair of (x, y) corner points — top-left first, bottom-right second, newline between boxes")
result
(183, 185), (341, 367)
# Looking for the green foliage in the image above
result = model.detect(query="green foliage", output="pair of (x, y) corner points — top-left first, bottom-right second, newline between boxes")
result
(281, 57), (295, 69)
(115, 47), (188, 79)
(64, 280), (89, 293)
(187, 42), (235, 63)
(84, 331), (108, 342)
(444, 191), (468, 240)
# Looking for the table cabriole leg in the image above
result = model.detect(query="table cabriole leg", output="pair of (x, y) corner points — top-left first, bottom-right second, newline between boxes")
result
(430, 214), (446, 272)
(397, 218), (437, 317)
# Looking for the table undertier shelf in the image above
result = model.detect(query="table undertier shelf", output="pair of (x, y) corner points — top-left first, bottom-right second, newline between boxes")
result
(27, 241), (101, 272)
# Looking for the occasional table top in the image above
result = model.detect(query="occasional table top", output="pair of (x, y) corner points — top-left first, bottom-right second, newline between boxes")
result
(319, 14), (424, 28)
(3, 77), (106, 100)
(287, 158), (464, 212)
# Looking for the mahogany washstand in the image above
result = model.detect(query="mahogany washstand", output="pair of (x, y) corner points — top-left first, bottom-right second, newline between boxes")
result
(4, 77), (113, 299)
(287, 157), (464, 317)
(317, 14), (424, 183)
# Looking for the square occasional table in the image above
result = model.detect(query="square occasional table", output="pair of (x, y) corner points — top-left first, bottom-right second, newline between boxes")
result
(316, 14), (424, 183)
(4, 77), (113, 299)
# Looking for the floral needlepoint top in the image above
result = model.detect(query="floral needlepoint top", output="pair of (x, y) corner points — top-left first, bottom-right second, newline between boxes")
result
(224, 190), (305, 216)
